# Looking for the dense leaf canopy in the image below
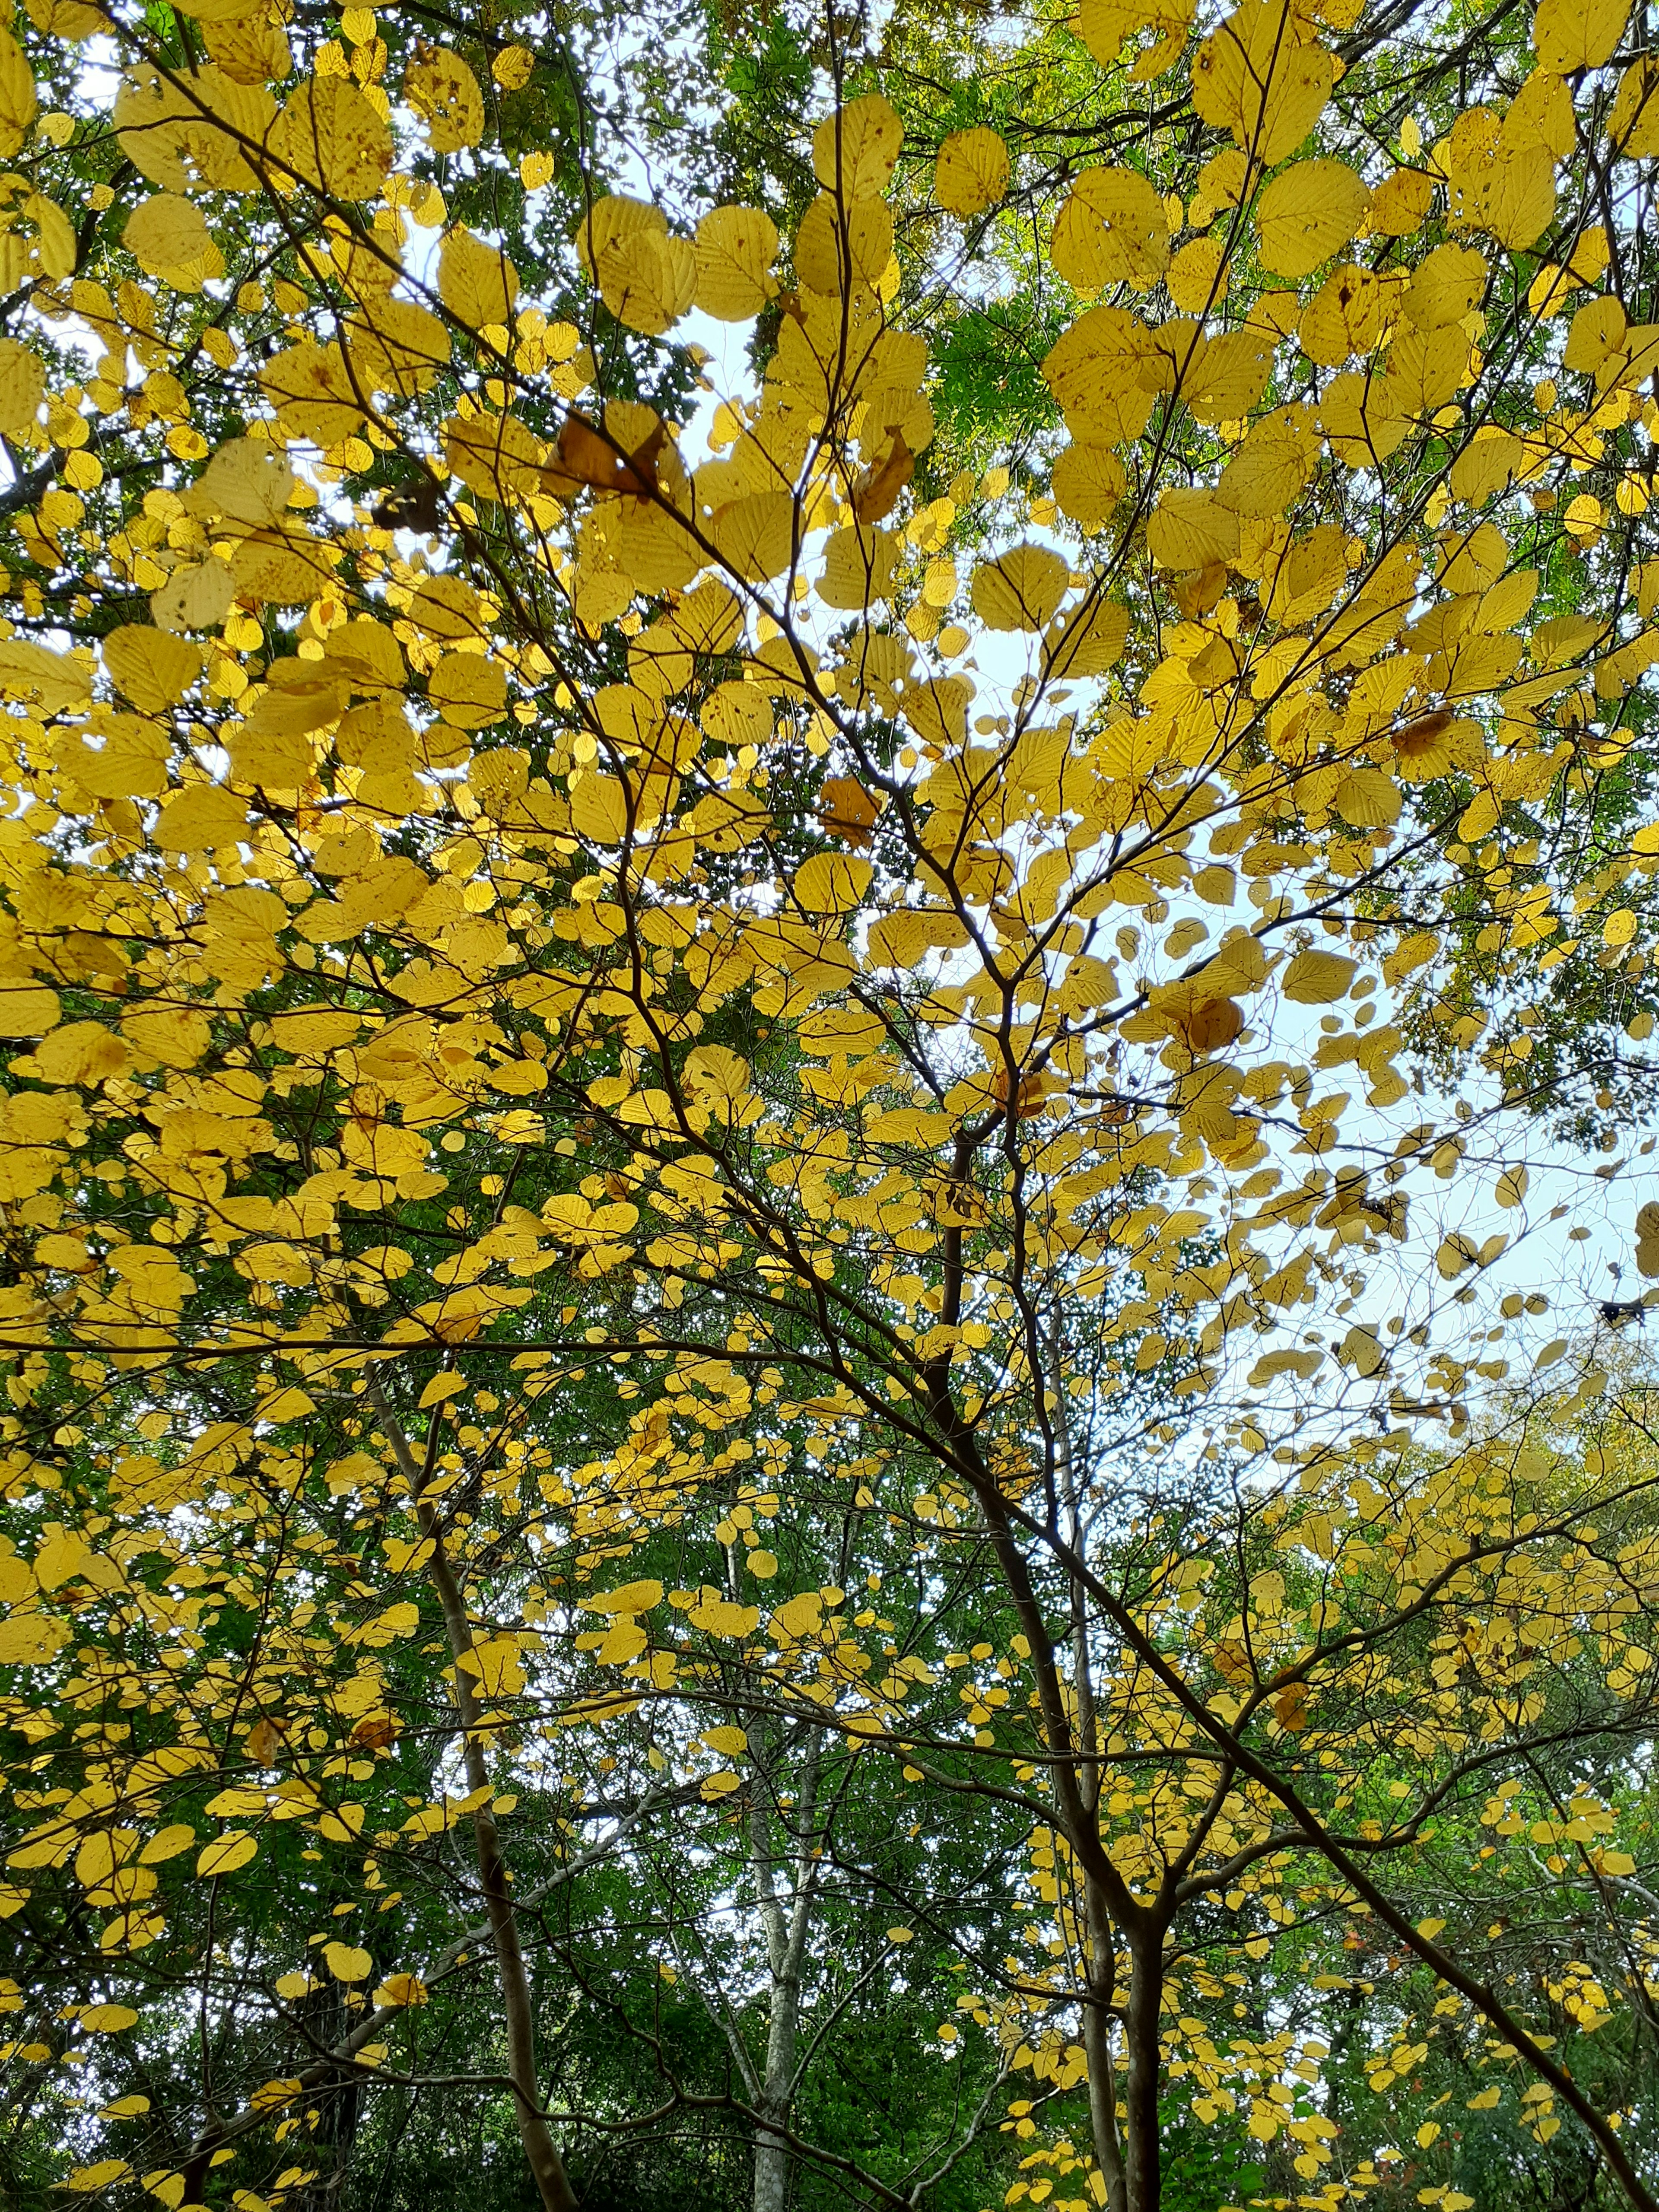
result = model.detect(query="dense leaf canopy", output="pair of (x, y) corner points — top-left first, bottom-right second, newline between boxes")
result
(1, 0), (1659, 2209)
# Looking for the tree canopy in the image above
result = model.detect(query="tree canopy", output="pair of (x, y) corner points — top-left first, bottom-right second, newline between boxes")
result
(2, 0), (1659, 2209)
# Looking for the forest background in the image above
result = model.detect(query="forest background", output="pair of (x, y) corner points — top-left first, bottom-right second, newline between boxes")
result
(1, 0), (1659, 2209)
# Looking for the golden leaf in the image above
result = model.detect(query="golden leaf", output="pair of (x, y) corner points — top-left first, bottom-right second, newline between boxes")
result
(811, 94), (902, 200)
(0, 30), (37, 157)
(404, 43), (483, 153)
(197, 1831), (258, 1878)
(1403, 242), (1488, 329)
(969, 543), (1069, 632)
(439, 225), (521, 332)
(123, 193), (215, 280)
(935, 127), (1009, 216)
(851, 430), (914, 524)
(1255, 159), (1370, 279)
(267, 77), (393, 200)
(1282, 949), (1357, 1003)
(1611, 57), (1659, 156)
(1533, 0), (1628, 73)
(575, 197), (693, 334)
(795, 852), (874, 914)
(0, 337), (44, 439)
(1148, 487), (1239, 569)
(1191, 0), (1335, 168)
(1052, 166), (1171, 292)
(1166, 235), (1228, 315)
(693, 205), (779, 321)
(374, 1973), (429, 2006)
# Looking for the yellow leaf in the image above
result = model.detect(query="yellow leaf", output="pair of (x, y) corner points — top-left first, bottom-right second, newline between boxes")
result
(68, 2164), (133, 2192)
(140, 1825), (198, 1864)
(322, 1940), (372, 1982)
(124, 192), (216, 279)
(24, 0), (104, 37)
(1046, 596), (1129, 677)
(0, 638), (89, 712)
(969, 543), (1069, 631)
(1052, 166), (1170, 291)
(575, 197), (693, 334)
(404, 46), (483, 152)
(709, 489), (794, 582)
(687, 1595), (759, 1638)
(374, 1973), (429, 2005)
(1147, 487), (1239, 569)
(429, 653), (507, 730)
(0, 983), (59, 1037)
(1191, 0), (1335, 168)
(811, 94), (902, 200)
(439, 227), (520, 332)
(1403, 242), (1488, 329)
(1611, 57), (1659, 155)
(189, 437), (298, 528)
(693, 205), (778, 320)
(0, 30), (36, 157)
(1166, 235), (1228, 315)
(1604, 906), (1637, 947)
(1281, 949), (1357, 1003)
(579, 1579), (664, 1614)
(458, 1635), (526, 1697)
(267, 77), (393, 199)
(795, 852), (872, 914)
(33, 1020), (130, 1086)
(1052, 442), (1127, 532)
(150, 558), (237, 635)
(1256, 159), (1369, 279)
(935, 127), (1009, 216)
(104, 625), (201, 712)
(571, 772), (629, 844)
(818, 524), (899, 609)
(1333, 766), (1401, 827)
(1042, 306), (1157, 444)
(197, 1831), (259, 1878)
(0, 337), (43, 439)
(154, 783), (249, 854)
(769, 1592), (824, 1639)
(1217, 413), (1314, 518)
(1534, 0), (1628, 73)
(684, 1045), (753, 1102)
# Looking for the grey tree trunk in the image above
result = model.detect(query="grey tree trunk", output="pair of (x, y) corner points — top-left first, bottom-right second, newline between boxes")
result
(1049, 1325), (1128, 2212)
(749, 1729), (823, 2212)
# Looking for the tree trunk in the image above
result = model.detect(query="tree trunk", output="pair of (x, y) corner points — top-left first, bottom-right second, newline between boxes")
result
(1050, 1332), (1125, 2212)
(1122, 1936), (1163, 2212)
(369, 1379), (578, 2212)
(748, 1729), (822, 2212)
(753, 2007), (798, 2212)
(1082, 1878), (1128, 2212)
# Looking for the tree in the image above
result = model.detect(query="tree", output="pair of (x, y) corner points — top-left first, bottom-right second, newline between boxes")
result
(4, 0), (1659, 2208)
